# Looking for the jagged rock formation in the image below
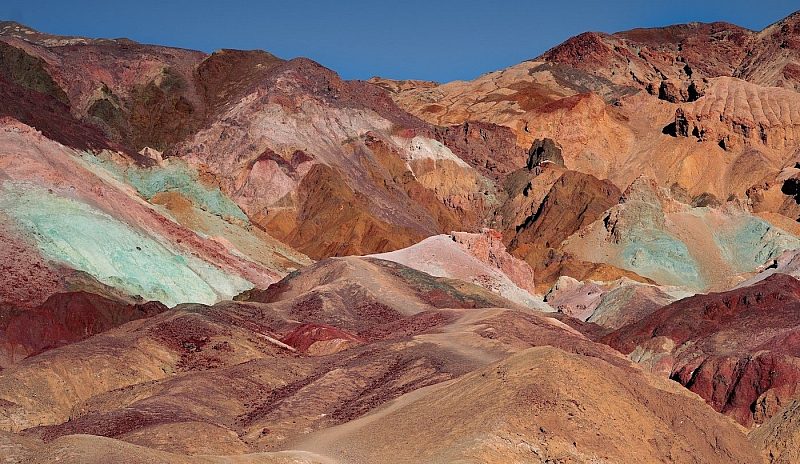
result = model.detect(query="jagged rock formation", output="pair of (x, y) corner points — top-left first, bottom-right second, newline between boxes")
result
(542, 13), (800, 93)
(737, 12), (800, 91)
(377, 12), (800, 226)
(495, 160), (653, 291)
(669, 77), (800, 152)
(605, 273), (800, 427)
(511, 169), (621, 251)
(542, 24), (752, 92)
(430, 121), (528, 182)
(526, 138), (564, 168)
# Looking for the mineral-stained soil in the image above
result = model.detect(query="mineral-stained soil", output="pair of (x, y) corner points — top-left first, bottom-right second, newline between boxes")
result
(5, 12), (800, 463)
(605, 273), (800, 427)
(0, 291), (167, 367)
(0, 257), (762, 463)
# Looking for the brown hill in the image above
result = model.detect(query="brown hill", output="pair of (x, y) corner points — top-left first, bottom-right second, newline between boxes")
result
(293, 346), (760, 463)
(750, 397), (800, 464)
(0, 257), (764, 462)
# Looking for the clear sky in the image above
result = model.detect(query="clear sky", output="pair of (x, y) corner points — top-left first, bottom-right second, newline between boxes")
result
(1, 1), (797, 82)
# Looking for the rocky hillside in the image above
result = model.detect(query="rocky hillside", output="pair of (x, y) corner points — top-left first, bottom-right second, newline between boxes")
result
(4, 11), (800, 463)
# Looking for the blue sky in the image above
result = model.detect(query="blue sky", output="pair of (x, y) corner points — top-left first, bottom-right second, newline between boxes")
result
(1, 1), (797, 82)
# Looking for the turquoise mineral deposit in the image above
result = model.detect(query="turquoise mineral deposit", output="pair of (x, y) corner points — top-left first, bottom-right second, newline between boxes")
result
(80, 152), (248, 222)
(0, 183), (252, 307)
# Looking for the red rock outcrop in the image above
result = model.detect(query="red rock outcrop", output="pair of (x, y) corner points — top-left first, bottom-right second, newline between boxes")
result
(0, 292), (167, 367)
(426, 122), (528, 182)
(0, 23), (207, 151)
(0, 48), (122, 154)
(280, 323), (364, 355)
(540, 20), (798, 95)
(605, 273), (800, 427)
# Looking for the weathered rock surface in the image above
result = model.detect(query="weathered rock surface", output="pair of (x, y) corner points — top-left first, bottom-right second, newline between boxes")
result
(0, 292), (166, 367)
(0, 23), (520, 264)
(606, 273), (800, 427)
(0, 116), (307, 308)
(750, 398), (800, 464)
(670, 77), (800, 152)
(172, 57), (499, 259)
(451, 228), (537, 293)
(0, 22), (207, 152)
(6, 14), (800, 463)
(371, 229), (546, 309)
(296, 346), (761, 463)
(510, 169), (621, 252)
(544, 275), (688, 330)
(563, 176), (800, 290)
(377, 12), (800, 226)
(0, 257), (763, 463)
(526, 138), (564, 168)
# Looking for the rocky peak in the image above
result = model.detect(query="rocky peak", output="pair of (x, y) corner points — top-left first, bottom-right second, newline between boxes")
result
(621, 176), (665, 205)
(526, 138), (564, 169)
(652, 78), (706, 103)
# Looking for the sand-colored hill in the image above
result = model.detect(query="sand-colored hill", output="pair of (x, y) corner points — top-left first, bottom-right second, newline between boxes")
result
(293, 346), (760, 463)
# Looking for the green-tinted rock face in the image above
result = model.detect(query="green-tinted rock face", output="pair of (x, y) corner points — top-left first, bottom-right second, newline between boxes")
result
(0, 42), (68, 103)
(604, 204), (800, 290)
(0, 183), (251, 306)
(714, 216), (800, 274)
(619, 232), (704, 289)
(613, 199), (704, 289)
(80, 152), (248, 222)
